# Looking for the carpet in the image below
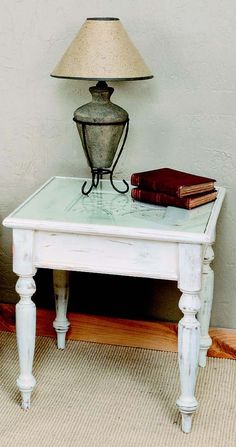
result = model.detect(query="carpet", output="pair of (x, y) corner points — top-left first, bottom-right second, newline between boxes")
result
(0, 331), (235, 447)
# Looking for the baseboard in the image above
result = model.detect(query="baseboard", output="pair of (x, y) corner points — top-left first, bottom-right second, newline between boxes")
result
(0, 303), (235, 359)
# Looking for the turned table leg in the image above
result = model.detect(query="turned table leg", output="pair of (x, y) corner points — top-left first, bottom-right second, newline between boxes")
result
(177, 244), (202, 433)
(13, 229), (37, 409)
(198, 246), (214, 367)
(53, 270), (70, 349)
(16, 276), (36, 409)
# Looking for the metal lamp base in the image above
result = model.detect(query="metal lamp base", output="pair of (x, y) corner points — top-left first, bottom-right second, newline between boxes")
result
(81, 168), (129, 195)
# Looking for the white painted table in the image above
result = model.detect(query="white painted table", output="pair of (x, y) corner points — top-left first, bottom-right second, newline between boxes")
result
(3, 176), (225, 433)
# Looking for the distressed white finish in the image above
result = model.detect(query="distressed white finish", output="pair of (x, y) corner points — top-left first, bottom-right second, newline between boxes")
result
(53, 270), (70, 349)
(3, 177), (225, 432)
(198, 246), (215, 367)
(35, 232), (178, 280)
(177, 244), (202, 433)
(1, 0), (235, 331)
(13, 229), (37, 410)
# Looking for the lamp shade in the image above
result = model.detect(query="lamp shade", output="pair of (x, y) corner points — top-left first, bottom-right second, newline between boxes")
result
(51, 17), (153, 81)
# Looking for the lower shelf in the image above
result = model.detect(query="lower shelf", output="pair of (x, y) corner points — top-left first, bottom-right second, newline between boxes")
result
(0, 303), (235, 359)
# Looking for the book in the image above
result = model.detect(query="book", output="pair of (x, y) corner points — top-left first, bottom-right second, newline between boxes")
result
(131, 188), (217, 209)
(131, 168), (216, 198)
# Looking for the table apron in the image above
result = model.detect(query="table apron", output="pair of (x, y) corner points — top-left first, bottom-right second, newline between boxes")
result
(34, 231), (179, 280)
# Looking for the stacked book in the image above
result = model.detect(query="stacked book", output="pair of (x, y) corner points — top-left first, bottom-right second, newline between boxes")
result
(131, 168), (217, 209)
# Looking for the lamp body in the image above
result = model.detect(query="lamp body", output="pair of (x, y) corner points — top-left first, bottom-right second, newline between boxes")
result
(74, 82), (128, 169)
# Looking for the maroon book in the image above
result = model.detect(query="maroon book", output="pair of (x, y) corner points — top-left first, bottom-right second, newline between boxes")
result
(131, 168), (216, 198)
(131, 188), (217, 209)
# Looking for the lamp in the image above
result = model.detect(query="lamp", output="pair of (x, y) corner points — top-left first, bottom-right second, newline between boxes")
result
(51, 17), (153, 195)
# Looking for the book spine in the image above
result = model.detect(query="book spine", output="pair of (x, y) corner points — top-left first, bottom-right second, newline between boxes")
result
(131, 174), (180, 197)
(131, 188), (191, 209)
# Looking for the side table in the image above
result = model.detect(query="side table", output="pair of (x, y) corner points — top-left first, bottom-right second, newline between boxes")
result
(3, 176), (225, 433)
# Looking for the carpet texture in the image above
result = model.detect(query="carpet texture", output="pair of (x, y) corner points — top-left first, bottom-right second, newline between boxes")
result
(0, 331), (235, 447)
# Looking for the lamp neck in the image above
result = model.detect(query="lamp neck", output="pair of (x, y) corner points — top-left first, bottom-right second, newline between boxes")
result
(89, 81), (114, 103)
(96, 81), (109, 89)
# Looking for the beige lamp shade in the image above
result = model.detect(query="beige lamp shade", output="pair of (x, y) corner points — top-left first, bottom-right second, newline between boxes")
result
(51, 17), (153, 81)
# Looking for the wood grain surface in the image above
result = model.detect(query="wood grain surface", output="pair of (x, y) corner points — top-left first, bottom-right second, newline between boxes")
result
(0, 303), (235, 359)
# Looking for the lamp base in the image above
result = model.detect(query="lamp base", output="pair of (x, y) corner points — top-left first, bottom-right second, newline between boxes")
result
(73, 81), (129, 195)
(82, 167), (129, 195)
(79, 112), (129, 195)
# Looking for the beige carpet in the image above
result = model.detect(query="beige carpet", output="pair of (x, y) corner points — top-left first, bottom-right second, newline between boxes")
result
(0, 332), (235, 447)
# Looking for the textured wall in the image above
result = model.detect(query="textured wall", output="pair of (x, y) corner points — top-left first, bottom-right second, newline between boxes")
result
(0, 0), (235, 328)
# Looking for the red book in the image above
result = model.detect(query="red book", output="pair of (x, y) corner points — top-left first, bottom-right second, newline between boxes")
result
(131, 168), (216, 198)
(131, 188), (217, 209)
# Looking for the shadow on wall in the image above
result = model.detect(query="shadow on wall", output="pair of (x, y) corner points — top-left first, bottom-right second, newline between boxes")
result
(34, 269), (182, 322)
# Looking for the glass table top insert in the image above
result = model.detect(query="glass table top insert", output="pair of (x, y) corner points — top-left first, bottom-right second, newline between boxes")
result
(10, 177), (215, 234)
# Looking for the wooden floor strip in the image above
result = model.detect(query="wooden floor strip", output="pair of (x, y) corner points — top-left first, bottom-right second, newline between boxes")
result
(0, 303), (235, 359)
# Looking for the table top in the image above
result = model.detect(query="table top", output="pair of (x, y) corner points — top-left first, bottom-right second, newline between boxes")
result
(3, 176), (225, 244)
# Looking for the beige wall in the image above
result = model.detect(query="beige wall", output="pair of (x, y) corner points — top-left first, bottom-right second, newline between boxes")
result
(0, 0), (235, 328)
